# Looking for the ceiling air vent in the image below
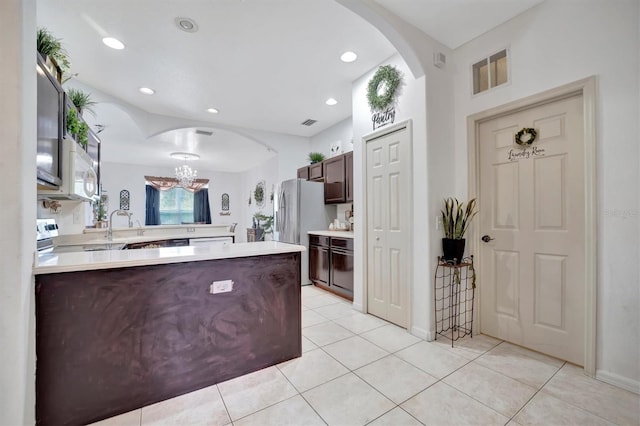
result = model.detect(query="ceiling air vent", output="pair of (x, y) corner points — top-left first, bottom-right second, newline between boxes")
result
(301, 119), (317, 126)
(195, 129), (214, 136)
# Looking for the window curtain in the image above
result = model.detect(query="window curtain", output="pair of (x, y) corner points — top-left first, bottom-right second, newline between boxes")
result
(144, 176), (209, 193)
(194, 188), (212, 224)
(145, 185), (161, 225)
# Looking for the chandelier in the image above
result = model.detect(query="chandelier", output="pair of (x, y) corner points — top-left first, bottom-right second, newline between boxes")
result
(170, 152), (200, 187)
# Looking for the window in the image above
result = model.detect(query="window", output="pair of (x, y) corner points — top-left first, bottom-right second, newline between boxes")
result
(159, 187), (194, 224)
(472, 48), (509, 95)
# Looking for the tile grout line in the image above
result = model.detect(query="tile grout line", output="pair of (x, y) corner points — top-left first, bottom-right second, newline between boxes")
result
(507, 361), (566, 424)
(526, 363), (624, 425)
(214, 383), (237, 425)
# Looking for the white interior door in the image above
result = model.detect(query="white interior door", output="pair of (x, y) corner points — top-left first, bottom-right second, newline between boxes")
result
(366, 125), (411, 328)
(479, 94), (585, 364)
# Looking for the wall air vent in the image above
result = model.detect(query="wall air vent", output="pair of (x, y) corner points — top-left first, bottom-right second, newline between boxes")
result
(301, 119), (317, 126)
(195, 129), (214, 136)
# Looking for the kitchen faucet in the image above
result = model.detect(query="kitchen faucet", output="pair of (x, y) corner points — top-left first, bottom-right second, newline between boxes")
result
(107, 210), (133, 241)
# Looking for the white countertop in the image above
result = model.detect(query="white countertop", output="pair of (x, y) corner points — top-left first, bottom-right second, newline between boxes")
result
(308, 230), (354, 239)
(54, 233), (235, 247)
(35, 241), (305, 275)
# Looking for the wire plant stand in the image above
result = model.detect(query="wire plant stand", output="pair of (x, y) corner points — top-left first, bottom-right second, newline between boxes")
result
(434, 255), (476, 347)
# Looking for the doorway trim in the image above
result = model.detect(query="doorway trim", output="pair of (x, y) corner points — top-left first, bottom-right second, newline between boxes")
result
(361, 119), (414, 331)
(466, 77), (597, 376)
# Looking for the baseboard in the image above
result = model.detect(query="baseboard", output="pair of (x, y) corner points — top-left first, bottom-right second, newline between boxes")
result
(352, 302), (363, 312)
(596, 369), (640, 395)
(410, 325), (429, 340)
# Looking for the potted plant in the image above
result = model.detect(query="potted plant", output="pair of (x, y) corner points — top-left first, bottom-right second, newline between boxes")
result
(36, 27), (70, 82)
(307, 152), (325, 164)
(441, 197), (477, 264)
(254, 213), (274, 241)
(67, 88), (97, 117)
(94, 197), (107, 228)
(66, 108), (89, 149)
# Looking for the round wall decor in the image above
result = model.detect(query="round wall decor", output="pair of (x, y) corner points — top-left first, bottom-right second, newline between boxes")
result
(367, 65), (401, 111)
(515, 128), (537, 146)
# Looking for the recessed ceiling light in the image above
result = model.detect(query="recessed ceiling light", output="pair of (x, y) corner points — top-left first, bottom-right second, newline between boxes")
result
(170, 152), (200, 161)
(175, 17), (199, 33)
(102, 37), (125, 50)
(207, 108), (219, 114)
(340, 51), (358, 63)
(139, 87), (155, 95)
(325, 98), (338, 106)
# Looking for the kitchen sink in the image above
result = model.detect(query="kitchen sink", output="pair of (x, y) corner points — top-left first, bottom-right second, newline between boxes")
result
(52, 243), (127, 253)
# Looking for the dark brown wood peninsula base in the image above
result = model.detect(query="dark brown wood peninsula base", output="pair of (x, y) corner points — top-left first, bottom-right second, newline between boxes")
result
(35, 252), (301, 426)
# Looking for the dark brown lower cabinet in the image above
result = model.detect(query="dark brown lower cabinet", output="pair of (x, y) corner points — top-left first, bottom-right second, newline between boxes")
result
(309, 244), (329, 285)
(35, 253), (301, 426)
(330, 247), (353, 294)
(309, 235), (353, 300)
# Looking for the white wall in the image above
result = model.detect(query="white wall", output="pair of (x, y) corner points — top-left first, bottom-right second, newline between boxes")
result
(36, 200), (91, 235)
(310, 117), (354, 158)
(100, 162), (243, 229)
(239, 157), (279, 242)
(0, 1), (37, 424)
(351, 53), (433, 337)
(451, 0), (640, 390)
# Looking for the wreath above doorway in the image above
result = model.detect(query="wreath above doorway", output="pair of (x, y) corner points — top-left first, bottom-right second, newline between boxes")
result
(366, 65), (401, 112)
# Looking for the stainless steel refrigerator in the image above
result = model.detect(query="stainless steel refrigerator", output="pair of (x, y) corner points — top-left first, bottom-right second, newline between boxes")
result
(274, 178), (333, 285)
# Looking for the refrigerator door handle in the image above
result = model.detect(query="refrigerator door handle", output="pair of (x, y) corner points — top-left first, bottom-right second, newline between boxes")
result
(277, 189), (285, 234)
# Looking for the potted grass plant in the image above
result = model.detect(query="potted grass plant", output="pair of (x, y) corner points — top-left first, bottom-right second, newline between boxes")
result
(36, 27), (70, 82)
(307, 152), (325, 164)
(67, 88), (97, 117)
(441, 197), (477, 264)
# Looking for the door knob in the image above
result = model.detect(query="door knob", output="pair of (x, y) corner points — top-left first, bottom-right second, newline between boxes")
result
(481, 235), (494, 243)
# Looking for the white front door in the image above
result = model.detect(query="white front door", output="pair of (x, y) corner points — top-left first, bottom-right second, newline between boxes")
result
(366, 124), (411, 328)
(479, 94), (585, 365)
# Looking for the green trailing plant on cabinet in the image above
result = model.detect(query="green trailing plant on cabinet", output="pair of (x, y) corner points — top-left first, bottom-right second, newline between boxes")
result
(36, 27), (71, 73)
(66, 108), (89, 150)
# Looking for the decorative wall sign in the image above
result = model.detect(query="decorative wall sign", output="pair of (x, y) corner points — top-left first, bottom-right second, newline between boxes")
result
(508, 146), (546, 161)
(367, 65), (402, 131)
(221, 193), (229, 211)
(330, 141), (342, 157)
(515, 128), (537, 146)
(372, 107), (396, 130)
(254, 180), (266, 208)
(119, 190), (130, 210)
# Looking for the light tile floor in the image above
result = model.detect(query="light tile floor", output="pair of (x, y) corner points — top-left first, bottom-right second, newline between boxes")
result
(92, 285), (639, 426)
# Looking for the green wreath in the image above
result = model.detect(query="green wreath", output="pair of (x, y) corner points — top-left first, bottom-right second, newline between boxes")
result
(254, 184), (264, 204)
(367, 65), (401, 111)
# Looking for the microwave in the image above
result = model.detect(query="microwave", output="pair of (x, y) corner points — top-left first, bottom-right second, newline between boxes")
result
(37, 138), (98, 201)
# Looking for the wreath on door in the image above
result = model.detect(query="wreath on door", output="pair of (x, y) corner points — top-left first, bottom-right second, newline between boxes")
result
(515, 128), (537, 146)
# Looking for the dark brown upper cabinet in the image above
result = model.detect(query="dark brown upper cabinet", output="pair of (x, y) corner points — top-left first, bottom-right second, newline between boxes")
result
(309, 163), (324, 181)
(345, 151), (353, 203)
(323, 155), (346, 204)
(297, 166), (309, 180)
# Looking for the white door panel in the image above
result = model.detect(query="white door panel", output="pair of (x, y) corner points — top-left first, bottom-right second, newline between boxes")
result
(366, 126), (411, 328)
(479, 94), (584, 364)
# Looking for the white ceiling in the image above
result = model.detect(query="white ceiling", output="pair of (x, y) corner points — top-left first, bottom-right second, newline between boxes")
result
(37, 0), (543, 172)
(375, 0), (544, 49)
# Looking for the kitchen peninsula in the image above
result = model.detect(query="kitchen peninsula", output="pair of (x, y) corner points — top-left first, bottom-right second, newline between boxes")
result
(34, 242), (304, 426)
